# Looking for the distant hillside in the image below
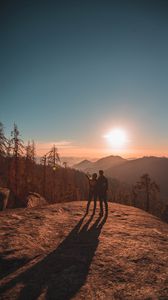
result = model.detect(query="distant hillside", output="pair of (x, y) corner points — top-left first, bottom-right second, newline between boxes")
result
(61, 157), (92, 167)
(0, 201), (168, 299)
(106, 156), (168, 198)
(73, 159), (92, 170)
(73, 155), (126, 173)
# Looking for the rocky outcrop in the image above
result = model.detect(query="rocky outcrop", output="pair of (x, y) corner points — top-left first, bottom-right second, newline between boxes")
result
(0, 201), (168, 299)
(0, 189), (48, 210)
(0, 188), (9, 210)
(26, 192), (48, 208)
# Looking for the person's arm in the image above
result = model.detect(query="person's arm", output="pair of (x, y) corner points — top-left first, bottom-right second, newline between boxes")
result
(85, 173), (91, 187)
(85, 173), (91, 181)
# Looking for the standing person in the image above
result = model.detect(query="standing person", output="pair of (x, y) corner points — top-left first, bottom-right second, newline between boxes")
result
(97, 170), (108, 216)
(85, 173), (98, 215)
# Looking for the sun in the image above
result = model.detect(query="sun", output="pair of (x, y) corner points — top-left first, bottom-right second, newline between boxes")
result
(104, 128), (128, 149)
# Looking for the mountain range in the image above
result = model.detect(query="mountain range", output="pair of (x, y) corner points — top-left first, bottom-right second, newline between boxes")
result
(73, 155), (168, 199)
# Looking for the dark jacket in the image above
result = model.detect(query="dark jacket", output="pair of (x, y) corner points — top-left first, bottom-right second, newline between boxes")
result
(97, 175), (108, 195)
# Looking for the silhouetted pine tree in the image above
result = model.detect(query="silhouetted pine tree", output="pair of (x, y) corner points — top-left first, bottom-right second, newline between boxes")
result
(29, 140), (36, 188)
(41, 154), (47, 197)
(132, 185), (138, 207)
(134, 173), (159, 212)
(47, 145), (61, 201)
(10, 123), (24, 195)
(6, 138), (13, 188)
(47, 145), (60, 170)
(25, 141), (32, 192)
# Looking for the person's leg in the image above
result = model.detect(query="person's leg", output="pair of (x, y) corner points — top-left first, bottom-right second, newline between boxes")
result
(86, 191), (92, 213)
(92, 193), (97, 214)
(99, 195), (103, 215)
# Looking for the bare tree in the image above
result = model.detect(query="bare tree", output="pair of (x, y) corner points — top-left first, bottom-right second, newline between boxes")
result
(25, 140), (36, 187)
(10, 123), (24, 195)
(40, 145), (61, 200)
(47, 145), (60, 170)
(6, 138), (13, 188)
(41, 154), (47, 197)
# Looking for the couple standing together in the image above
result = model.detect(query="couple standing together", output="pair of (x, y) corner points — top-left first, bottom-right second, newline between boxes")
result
(86, 170), (108, 216)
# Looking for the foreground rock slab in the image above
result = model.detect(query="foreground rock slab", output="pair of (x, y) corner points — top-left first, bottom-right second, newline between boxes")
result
(0, 201), (168, 300)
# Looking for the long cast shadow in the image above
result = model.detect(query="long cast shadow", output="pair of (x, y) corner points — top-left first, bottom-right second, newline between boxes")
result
(0, 214), (107, 300)
(0, 256), (31, 280)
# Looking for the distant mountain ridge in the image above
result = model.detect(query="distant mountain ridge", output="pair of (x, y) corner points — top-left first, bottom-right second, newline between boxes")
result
(73, 159), (92, 170)
(73, 155), (168, 198)
(73, 155), (126, 173)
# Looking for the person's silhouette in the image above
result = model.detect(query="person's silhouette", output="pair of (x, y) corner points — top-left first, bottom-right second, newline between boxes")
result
(97, 170), (108, 216)
(85, 173), (98, 215)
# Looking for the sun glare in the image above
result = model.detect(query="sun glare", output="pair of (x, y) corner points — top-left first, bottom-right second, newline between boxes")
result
(104, 128), (128, 149)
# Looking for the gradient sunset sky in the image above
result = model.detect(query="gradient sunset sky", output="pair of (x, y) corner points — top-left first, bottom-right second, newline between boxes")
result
(1, 0), (168, 158)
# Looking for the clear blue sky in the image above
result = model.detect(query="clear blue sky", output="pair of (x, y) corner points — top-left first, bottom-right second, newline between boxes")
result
(1, 0), (168, 157)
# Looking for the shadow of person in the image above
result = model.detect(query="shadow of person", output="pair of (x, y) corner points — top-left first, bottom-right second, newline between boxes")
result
(0, 214), (107, 300)
(0, 255), (31, 280)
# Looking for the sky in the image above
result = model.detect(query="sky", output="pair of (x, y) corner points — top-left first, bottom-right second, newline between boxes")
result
(1, 0), (168, 158)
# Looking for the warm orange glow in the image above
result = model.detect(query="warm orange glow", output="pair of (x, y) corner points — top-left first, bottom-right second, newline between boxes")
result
(36, 141), (168, 159)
